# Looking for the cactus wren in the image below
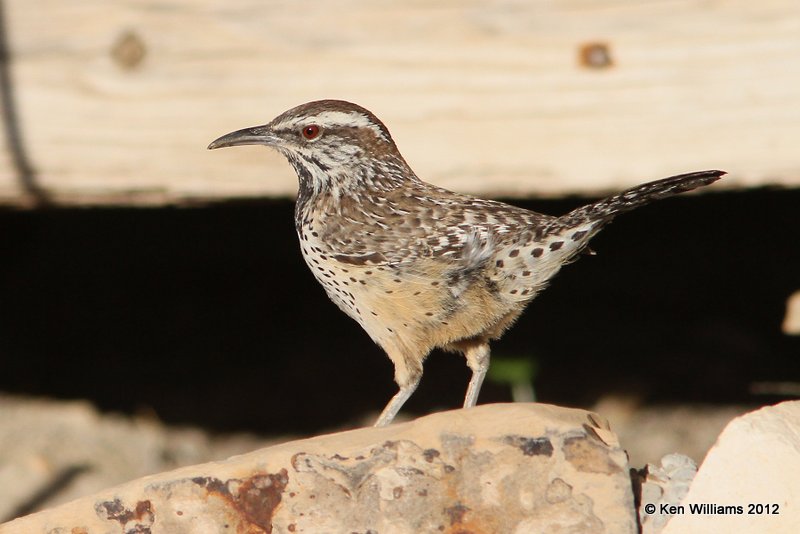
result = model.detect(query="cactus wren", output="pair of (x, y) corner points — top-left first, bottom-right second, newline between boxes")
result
(209, 100), (724, 426)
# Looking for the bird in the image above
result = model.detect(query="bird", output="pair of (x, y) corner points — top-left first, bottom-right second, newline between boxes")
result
(208, 99), (724, 427)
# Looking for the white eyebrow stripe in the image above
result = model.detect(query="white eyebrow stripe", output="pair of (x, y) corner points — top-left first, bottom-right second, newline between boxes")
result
(274, 111), (388, 140)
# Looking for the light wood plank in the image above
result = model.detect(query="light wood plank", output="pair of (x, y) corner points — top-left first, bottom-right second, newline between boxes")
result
(1, 0), (799, 205)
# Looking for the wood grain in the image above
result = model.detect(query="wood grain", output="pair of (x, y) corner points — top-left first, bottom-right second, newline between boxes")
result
(1, 0), (798, 205)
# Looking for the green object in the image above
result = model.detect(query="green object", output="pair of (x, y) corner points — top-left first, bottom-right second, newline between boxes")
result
(488, 356), (537, 403)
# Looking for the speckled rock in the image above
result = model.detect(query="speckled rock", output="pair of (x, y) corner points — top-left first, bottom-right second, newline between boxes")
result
(661, 400), (800, 534)
(0, 395), (217, 521)
(634, 453), (697, 534)
(0, 403), (637, 534)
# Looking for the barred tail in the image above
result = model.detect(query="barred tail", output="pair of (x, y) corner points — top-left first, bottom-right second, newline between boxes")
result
(556, 170), (725, 229)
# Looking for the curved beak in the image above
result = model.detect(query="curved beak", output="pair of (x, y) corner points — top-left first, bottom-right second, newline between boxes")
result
(207, 125), (281, 150)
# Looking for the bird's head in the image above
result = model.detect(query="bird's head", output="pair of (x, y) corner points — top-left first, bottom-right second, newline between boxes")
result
(209, 100), (415, 194)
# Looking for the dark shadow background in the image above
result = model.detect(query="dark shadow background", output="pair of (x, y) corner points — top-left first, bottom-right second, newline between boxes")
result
(1, 189), (798, 434)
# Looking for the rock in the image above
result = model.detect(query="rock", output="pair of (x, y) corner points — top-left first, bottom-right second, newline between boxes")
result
(783, 290), (800, 335)
(0, 395), (205, 520)
(0, 403), (637, 534)
(634, 453), (697, 534)
(660, 400), (800, 534)
(592, 396), (747, 467)
(0, 394), (278, 521)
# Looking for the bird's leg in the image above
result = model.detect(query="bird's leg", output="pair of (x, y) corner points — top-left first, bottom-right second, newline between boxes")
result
(463, 343), (491, 408)
(374, 377), (420, 427)
(374, 352), (422, 427)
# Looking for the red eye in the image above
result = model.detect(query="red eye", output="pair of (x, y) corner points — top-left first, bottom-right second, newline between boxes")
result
(302, 124), (320, 140)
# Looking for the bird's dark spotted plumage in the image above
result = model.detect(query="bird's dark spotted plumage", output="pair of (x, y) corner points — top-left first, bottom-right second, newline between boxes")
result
(209, 99), (725, 426)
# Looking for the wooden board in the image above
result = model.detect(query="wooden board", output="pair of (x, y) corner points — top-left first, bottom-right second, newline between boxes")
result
(1, 0), (799, 206)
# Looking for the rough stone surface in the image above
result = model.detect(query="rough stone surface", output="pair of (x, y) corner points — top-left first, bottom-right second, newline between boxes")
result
(592, 397), (747, 467)
(0, 403), (637, 534)
(635, 453), (697, 534)
(0, 395), (278, 522)
(660, 400), (800, 534)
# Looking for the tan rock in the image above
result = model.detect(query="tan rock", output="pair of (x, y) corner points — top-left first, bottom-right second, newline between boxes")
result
(0, 395), (215, 519)
(783, 290), (800, 335)
(635, 453), (697, 534)
(0, 403), (637, 534)
(593, 396), (747, 467)
(660, 400), (800, 534)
